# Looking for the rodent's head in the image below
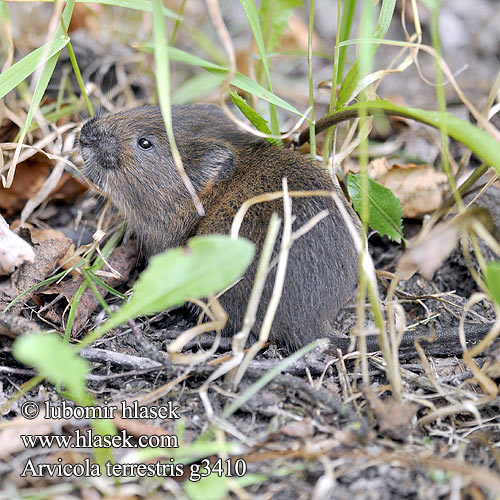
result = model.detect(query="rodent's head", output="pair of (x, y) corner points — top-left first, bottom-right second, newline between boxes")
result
(79, 105), (239, 252)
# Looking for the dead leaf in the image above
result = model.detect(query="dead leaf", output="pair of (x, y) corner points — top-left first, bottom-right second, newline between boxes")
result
(29, 227), (76, 268)
(362, 385), (418, 441)
(281, 16), (319, 52)
(368, 157), (448, 217)
(398, 207), (494, 279)
(113, 414), (176, 436)
(0, 155), (87, 215)
(68, 3), (104, 34)
(278, 419), (315, 439)
(0, 411), (55, 459)
(0, 237), (71, 313)
(0, 155), (52, 214)
(40, 239), (138, 336)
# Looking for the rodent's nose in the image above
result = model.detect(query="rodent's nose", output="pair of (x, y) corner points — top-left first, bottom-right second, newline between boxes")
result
(79, 119), (121, 170)
(79, 118), (100, 148)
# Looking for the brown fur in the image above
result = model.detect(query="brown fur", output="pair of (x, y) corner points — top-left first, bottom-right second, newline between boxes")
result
(79, 104), (359, 351)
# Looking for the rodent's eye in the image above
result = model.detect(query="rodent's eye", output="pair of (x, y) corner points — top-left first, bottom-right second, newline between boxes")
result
(138, 138), (153, 150)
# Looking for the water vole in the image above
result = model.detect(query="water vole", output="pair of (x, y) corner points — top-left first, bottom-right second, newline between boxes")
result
(79, 104), (359, 351)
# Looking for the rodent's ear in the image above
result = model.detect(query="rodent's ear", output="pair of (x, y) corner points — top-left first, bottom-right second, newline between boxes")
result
(185, 141), (235, 190)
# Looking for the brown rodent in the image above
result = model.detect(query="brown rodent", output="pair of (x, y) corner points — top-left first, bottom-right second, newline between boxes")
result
(79, 104), (359, 351)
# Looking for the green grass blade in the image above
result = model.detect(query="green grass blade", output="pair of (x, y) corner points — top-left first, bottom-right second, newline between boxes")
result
(337, 0), (396, 109)
(138, 43), (302, 116)
(229, 90), (277, 145)
(6, 0), (75, 187)
(239, 0), (280, 136)
(259, 0), (302, 54)
(337, 0), (357, 85)
(64, 37), (94, 117)
(0, 36), (68, 100)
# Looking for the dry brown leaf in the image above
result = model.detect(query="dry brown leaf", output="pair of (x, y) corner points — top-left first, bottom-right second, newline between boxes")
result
(40, 239), (137, 336)
(281, 16), (319, 52)
(397, 207), (493, 279)
(30, 227), (76, 268)
(0, 155), (53, 214)
(0, 412), (55, 459)
(68, 3), (104, 34)
(0, 117), (18, 143)
(113, 414), (176, 437)
(0, 237), (72, 313)
(368, 157), (448, 217)
(278, 419), (315, 439)
(0, 155), (87, 215)
(362, 385), (418, 441)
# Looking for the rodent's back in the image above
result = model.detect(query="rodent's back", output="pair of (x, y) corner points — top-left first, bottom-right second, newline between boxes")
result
(79, 104), (359, 350)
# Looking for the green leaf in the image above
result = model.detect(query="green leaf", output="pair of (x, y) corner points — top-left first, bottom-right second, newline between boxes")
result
(13, 333), (89, 403)
(485, 262), (500, 306)
(239, 0), (280, 136)
(0, 2), (9, 22)
(0, 36), (69, 100)
(337, 0), (396, 109)
(259, 0), (302, 53)
(99, 236), (255, 332)
(336, 0), (357, 85)
(229, 71), (299, 116)
(229, 90), (276, 143)
(347, 173), (404, 242)
(184, 472), (229, 500)
(7, 0), (75, 183)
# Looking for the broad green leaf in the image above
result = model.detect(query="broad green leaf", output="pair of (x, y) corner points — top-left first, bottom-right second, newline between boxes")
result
(184, 474), (229, 500)
(259, 0), (302, 53)
(138, 44), (301, 116)
(337, 0), (396, 109)
(13, 332), (115, 468)
(99, 236), (255, 332)
(347, 173), (404, 241)
(485, 262), (500, 306)
(13, 333), (89, 403)
(0, 36), (68, 100)
(229, 90), (276, 143)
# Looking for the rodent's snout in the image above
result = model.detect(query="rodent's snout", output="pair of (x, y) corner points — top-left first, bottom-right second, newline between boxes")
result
(79, 118), (121, 170)
(79, 118), (99, 147)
